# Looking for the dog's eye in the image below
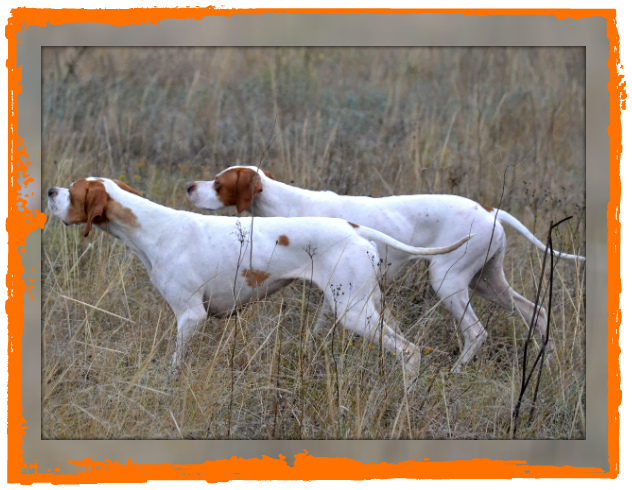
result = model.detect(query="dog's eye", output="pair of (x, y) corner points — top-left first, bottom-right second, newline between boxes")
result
(213, 182), (220, 191)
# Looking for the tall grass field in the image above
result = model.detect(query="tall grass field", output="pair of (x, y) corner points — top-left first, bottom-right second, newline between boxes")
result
(42, 47), (586, 440)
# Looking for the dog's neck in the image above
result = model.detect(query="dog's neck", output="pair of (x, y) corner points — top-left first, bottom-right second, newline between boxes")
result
(96, 182), (182, 271)
(250, 177), (339, 218)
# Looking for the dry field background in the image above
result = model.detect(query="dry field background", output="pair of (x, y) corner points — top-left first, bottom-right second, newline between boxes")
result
(41, 47), (586, 440)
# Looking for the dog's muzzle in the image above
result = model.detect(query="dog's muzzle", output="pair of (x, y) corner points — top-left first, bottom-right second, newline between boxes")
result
(47, 187), (69, 225)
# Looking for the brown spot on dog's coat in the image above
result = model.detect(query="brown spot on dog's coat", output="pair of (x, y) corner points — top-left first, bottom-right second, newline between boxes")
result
(479, 203), (494, 212)
(348, 221), (359, 228)
(107, 200), (139, 229)
(277, 235), (290, 246)
(242, 268), (271, 287)
(114, 179), (143, 196)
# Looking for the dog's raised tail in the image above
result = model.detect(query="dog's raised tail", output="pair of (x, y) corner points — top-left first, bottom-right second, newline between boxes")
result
(494, 209), (585, 261)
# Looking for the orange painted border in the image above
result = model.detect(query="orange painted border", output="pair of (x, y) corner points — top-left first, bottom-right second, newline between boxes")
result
(5, 7), (622, 483)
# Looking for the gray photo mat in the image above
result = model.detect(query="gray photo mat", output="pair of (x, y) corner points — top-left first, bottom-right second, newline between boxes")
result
(18, 13), (608, 474)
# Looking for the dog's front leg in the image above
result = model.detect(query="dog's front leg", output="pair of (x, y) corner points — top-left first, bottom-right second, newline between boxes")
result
(171, 305), (208, 369)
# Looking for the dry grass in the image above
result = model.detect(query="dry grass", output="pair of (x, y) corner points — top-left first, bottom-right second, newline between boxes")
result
(42, 47), (586, 440)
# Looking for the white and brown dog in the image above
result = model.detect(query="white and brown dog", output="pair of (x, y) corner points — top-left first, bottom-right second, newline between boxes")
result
(47, 177), (470, 387)
(186, 166), (586, 372)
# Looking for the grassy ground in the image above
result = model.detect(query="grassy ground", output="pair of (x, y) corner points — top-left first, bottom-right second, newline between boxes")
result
(41, 47), (586, 440)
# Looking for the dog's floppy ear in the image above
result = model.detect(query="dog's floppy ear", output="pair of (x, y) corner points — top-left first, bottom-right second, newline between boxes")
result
(114, 179), (143, 197)
(235, 170), (263, 213)
(83, 182), (109, 237)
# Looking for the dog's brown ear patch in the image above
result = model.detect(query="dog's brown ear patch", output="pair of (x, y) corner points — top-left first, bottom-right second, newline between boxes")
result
(83, 181), (109, 237)
(114, 179), (143, 197)
(214, 168), (264, 212)
(66, 179), (139, 237)
(65, 179), (90, 226)
(235, 169), (263, 213)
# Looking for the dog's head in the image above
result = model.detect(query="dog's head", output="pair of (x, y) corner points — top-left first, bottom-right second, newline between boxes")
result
(186, 166), (275, 213)
(47, 178), (142, 237)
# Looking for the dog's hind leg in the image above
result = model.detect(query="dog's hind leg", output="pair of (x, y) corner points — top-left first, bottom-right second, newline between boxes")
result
(469, 250), (548, 343)
(429, 263), (488, 373)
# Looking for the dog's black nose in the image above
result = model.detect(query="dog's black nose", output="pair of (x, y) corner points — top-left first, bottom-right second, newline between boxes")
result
(47, 187), (56, 197)
(186, 182), (196, 194)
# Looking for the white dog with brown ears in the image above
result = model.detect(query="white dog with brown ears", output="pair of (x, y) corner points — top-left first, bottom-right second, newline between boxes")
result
(186, 166), (585, 373)
(47, 177), (470, 389)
